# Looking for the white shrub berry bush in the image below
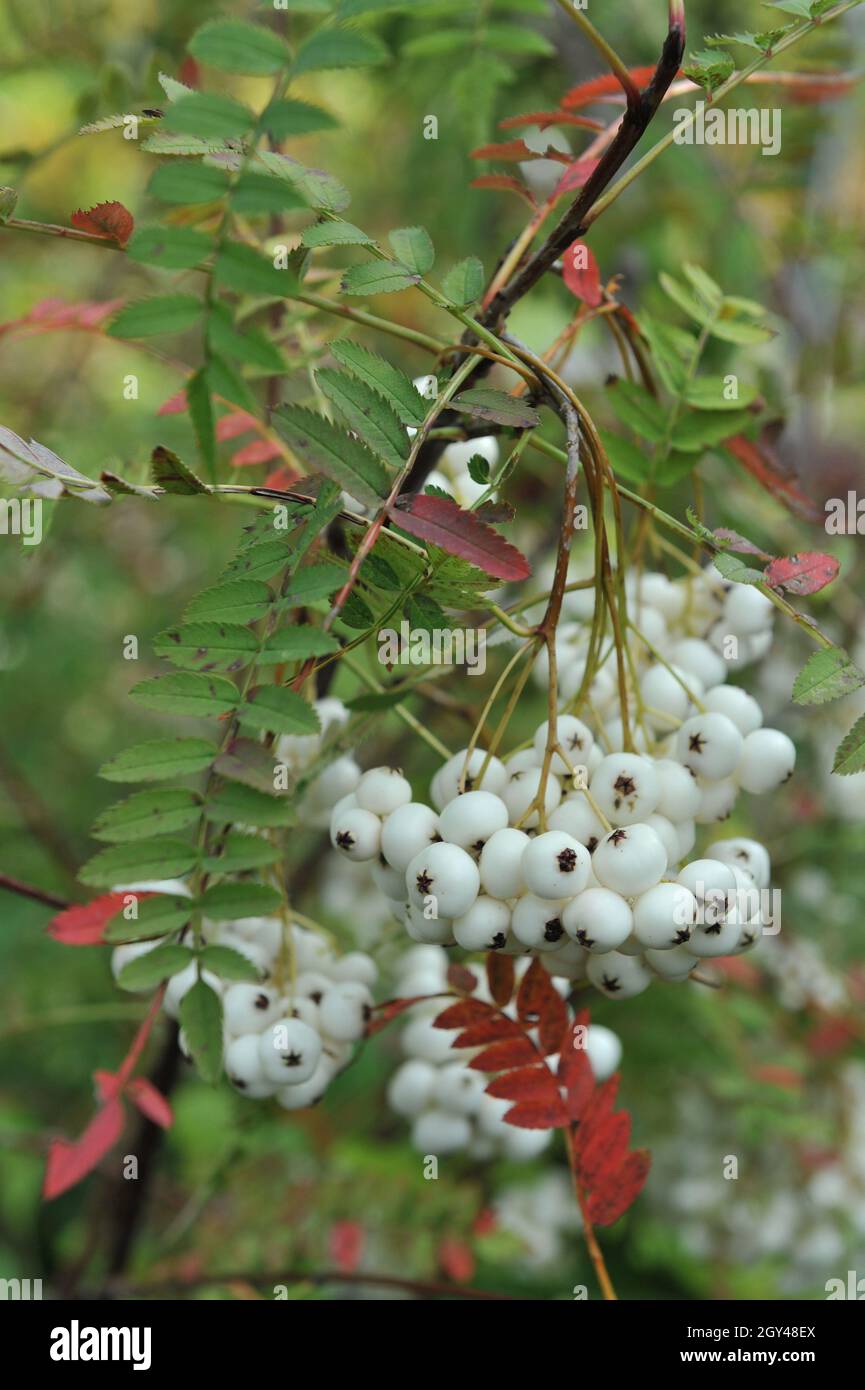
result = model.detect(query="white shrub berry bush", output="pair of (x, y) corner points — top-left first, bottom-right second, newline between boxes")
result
(328, 562), (792, 1002)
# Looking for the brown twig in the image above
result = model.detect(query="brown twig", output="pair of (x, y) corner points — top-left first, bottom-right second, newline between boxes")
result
(0, 872), (68, 909)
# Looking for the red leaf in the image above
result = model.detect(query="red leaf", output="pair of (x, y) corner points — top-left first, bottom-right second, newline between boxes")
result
(158, 389), (189, 416)
(486, 1064), (561, 1103)
(126, 1077), (174, 1128)
(433, 998), (493, 1030)
(553, 159), (601, 198)
(585, 1149), (651, 1227)
(516, 958), (568, 1053)
(764, 552), (839, 596)
(467, 1037), (539, 1072)
(0, 297), (124, 339)
(446, 963), (478, 995)
(561, 66), (666, 109)
(504, 1096), (568, 1130)
(486, 952), (515, 1008)
(578, 1110), (631, 1188)
(329, 1220), (364, 1274)
(71, 201), (134, 246)
(390, 495), (531, 582)
(563, 240), (603, 308)
(47, 892), (142, 947)
(470, 175), (537, 211)
(454, 1015), (525, 1048)
(723, 432), (819, 522)
(470, 139), (569, 165)
(232, 440), (282, 467)
(438, 1237), (475, 1284)
(558, 1048), (595, 1123)
(43, 1098), (125, 1200)
(216, 410), (259, 441)
(499, 109), (604, 132)
(575, 1075), (621, 1156)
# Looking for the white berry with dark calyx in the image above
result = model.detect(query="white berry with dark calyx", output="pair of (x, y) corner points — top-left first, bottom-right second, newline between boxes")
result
(676, 712), (744, 781)
(521, 830), (591, 899)
(533, 715), (594, 773)
(453, 895), (511, 951)
(406, 840), (480, 918)
(432, 748), (507, 807)
(258, 1016), (323, 1085)
(592, 823), (668, 896)
(562, 887), (632, 953)
(275, 1055), (337, 1110)
(547, 796), (606, 852)
(633, 881), (698, 950)
(329, 805), (382, 862)
(644, 943), (699, 981)
(653, 758), (702, 823)
(387, 1058), (439, 1117)
(502, 765), (562, 827)
(222, 983), (284, 1036)
(590, 752), (660, 825)
(224, 1035), (279, 1099)
(586, 950), (652, 1000)
(511, 894), (569, 951)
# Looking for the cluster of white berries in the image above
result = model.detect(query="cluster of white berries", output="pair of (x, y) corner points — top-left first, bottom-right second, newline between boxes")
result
(385, 946), (621, 1157)
(110, 878), (377, 1109)
(329, 568), (795, 998)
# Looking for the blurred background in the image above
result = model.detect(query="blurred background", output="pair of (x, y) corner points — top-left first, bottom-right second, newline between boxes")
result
(1, 0), (864, 1300)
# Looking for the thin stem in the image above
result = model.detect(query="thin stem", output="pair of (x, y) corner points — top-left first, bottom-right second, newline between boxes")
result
(552, 0), (641, 108)
(0, 873), (68, 909)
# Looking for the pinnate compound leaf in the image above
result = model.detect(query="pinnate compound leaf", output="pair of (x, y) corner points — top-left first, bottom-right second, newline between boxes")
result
(199, 944), (262, 982)
(103, 895), (193, 943)
(390, 495), (530, 581)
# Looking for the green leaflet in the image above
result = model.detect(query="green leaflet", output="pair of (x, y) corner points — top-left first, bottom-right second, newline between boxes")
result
(99, 738), (216, 783)
(92, 788), (202, 843)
